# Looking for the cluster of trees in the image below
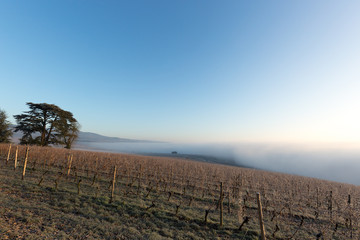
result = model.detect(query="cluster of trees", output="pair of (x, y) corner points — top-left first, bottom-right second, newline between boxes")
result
(0, 102), (79, 149)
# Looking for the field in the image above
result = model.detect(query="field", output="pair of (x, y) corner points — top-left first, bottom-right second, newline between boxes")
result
(0, 144), (359, 239)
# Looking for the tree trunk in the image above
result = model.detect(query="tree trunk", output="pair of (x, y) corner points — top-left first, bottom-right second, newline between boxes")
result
(45, 117), (57, 145)
(41, 112), (48, 146)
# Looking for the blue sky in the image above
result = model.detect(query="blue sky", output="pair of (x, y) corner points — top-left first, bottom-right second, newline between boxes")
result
(1, 0), (360, 143)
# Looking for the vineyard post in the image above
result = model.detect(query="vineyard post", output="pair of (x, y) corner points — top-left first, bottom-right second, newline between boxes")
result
(170, 166), (173, 186)
(314, 187), (319, 219)
(328, 191), (333, 220)
(110, 166), (117, 203)
(316, 188), (319, 209)
(137, 164), (142, 195)
(6, 144), (11, 165)
(220, 182), (224, 227)
(228, 191), (231, 213)
(54, 174), (62, 191)
(77, 178), (82, 195)
(348, 194), (353, 238)
(14, 146), (18, 170)
(42, 156), (48, 170)
(22, 146), (29, 180)
(257, 192), (266, 240)
(67, 154), (73, 176)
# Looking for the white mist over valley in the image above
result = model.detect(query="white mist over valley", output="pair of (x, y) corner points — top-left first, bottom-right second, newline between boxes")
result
(74, 134), (360, 185)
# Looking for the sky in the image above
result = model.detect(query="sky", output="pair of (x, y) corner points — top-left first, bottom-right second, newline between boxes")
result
(1, 0), (360, 143)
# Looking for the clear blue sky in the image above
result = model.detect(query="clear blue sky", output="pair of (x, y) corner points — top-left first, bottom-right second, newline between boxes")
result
(1, 0), (360, 143)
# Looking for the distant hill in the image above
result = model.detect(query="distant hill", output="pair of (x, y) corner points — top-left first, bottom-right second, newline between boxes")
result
(11, 127), (153, 144)
(76, 132), (152, 143)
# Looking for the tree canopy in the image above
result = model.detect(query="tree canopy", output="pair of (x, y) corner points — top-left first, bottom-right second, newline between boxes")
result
(14, 102), (79, 149)
(0, 109), (13, 143)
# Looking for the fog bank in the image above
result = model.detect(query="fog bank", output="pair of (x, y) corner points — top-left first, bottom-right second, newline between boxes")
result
(75, 141), (360, 185)
(231, 143), (360, 185)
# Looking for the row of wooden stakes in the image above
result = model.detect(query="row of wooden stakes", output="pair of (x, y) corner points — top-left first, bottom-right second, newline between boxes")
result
(5, 144), (29, 180)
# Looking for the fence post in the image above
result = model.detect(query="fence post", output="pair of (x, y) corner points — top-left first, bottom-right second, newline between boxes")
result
(328, 191), (333, 220)
(257, 192), (266, 240)
(6, 144), (11, 165)
(228, 191), (231, 213)
(22, 146), (29, 180)
(110, 166), (117, 203)
(67, 154), (73, 176)
(14, 146), (18, 170)
(220, 182), (224, 227)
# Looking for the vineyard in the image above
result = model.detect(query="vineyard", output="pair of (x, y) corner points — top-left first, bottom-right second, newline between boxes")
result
(0, 143), (359, 239)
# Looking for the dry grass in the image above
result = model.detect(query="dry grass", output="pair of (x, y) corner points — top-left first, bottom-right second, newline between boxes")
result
(0, 143), (359, 239)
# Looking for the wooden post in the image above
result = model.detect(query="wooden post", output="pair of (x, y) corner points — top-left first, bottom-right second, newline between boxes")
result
(110, 166), (117, 203)
(257, 192), (266, 240)
(77, 178), (82, 195)
(54, 174), (62, 191)
(22, 146), (29, 180)
(14, 146), (18, 170)
(228, 191), (231, 213)
(137, 164), (142, 195)
(6, 144), (11, 164)
(170, 166), (173, 184)
(219, 182), (224, 227)
(67, 154), (73, 176)
(316, 188), (319, 208)
(328, 191), (333, 219)
(348, 194), (353, 237)
(91, 172), (97, 186)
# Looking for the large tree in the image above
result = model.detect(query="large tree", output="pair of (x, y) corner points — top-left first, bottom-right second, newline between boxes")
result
(14, 102), (79, 148)
(0, 109), (13, 143)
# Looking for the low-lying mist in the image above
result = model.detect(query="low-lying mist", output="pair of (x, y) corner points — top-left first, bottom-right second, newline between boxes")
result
(75, 141), (360, 185)
(230, 143), (360, 185)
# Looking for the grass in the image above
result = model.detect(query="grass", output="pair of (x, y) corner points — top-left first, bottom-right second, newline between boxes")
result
(0, 161), (257, 239)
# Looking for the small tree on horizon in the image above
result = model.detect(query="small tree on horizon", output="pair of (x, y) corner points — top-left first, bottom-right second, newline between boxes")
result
(0, 109), (13, 143)
(14, 102), (80, 148)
